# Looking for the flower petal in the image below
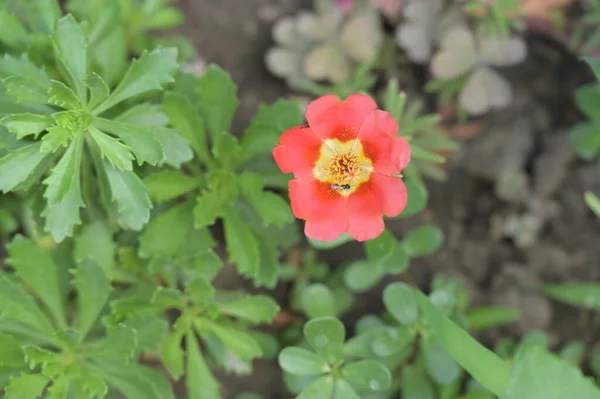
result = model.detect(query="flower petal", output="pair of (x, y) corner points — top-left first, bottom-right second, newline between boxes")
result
(356, 111), (409, 175)
(288, 177), (348, 241)
(371, 173), (408, 217)
(306, 93), (377, 141)
(273, 126), (322, 177)
(346, 183), (385, 241)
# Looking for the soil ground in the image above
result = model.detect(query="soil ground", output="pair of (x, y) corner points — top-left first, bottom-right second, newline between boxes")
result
(174, 1), (600, 397)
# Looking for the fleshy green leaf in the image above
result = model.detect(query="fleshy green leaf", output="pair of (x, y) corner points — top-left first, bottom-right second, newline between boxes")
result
(48, 80), (81, 110)
(575, 84), (600, 123)
(4, 373), (50, 399)
(401, 365), (435, 399)
(424, 338), (461, 384)
(344, 260), (386, 293)
(202, 321), (262, 360)
(162, 330), (184, 380)
(308, 234), (353, 250)
(401, 224), (444, 258)
(104, 162), (152, 230)
(333, 380), (361, 399)
(278, 347), (330, 376)
(163, 91), (211, 164)
(52, 14), (87, 102)
(240, 99), (302, 162)
(303, 317), (345, 364)
(297, 375), (334, 399)
(196, 65), (239, 139)
(6, 236), (66, 328)
(0, 114), (53, 139)
(0, 11), (29, 50)
(383, 282), (419, 325)
(89, 126), (134, 171)
(144, 170), (203, 205)
(569, 122), (600, 160)
(42, 134), (84, 241)
(417, 291), (510, 395)
(540, 283), (600, 311)
(186, 330), (221, 399)
(219, 295), (279, 324)
(0, 332), (26, 368)
(0, 277), (54, 336)
(85, 73), (110, 110)
(342, 359), (391, 392)
(2, 75), (50, 104)
(300, 284), (336, 319)
(399, 178), (428, 217)
(223, 207), (260, 278)
(93, 48), (178, 115)
(466, 306), (520, 331)
(74, 221), (115, 273)
(93, 118), (165, 166)
(73, 260), (111, 339)
(502, 345), (600, 399)
(139, 199), (194, 259)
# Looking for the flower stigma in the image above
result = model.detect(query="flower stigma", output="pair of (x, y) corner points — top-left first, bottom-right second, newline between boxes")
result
(312, 138), (373, 196)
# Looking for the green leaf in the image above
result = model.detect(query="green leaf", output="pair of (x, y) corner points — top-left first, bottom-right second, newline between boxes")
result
(344, 260), (385, 293)
(0, 113), (53, 139)
(0, 54), (50, 87)
(202, 321), (262, 360)
(139, 199), (194, 259)
(2, 75), (50, 104)
(417, 292), (510, 396)
(303, 317), (345, 364)
(213, 131), (242, 168)
(342, 359), (391, 392)
(6, 236), (66, 328)
(41, 125), (75, 153)
(540, 283), (600, 311)
(585, 191), (600, 218)
(575, 84), (600, 123)
(423, 338), (461, 384)
(466, 306), (520, 331)
(297, 375), (334, 399)
(300, 284), (336, 319)
(73, 260), (111, 339)
(104, 162), (152, 230)
(559, 341), (586, 364)
(93, 324), (137, 363)
(74, 221), (115, 273)
(89, 126), (134, 171)
(85, 73), (110, 110)
(0, 332), (26, 368)
(308, 234), (353, 250)
(193, 190), (224, 229)
(0, 277), (54, 336)
(42, 134), (84, 242)
(196, 65), (239, 139)
(162, 92), (212, 164)
(223, 207), (260, 277)
(93, 118), (165, 166)
(0, 10), (29, 50)
(278, 347), (330, 376)
(399, 178), (428, 217)
(219, 295), (279, 324)
(401, 365), (435, 399)
(570, 122), (600, 160)
(246, 191), (293, 228)
(402, 224), (444, 258)
(502, 345), (600, 399)
(333, 380), (361, 399)
(240, 99), (302, 162)
(145, 171), (203, 204)
(115, 103), (169, 127)
(99, 363), (175, 399)
(93, 48), (178, 115)
(4, 373), (50, 399)
(153, 127), (193, 168)
(383, 282), (419, 325)
(372, 326), (416, 357)
(162, 330), (184, 380)
(48, 80), (81, 110)
(186, 330), (221, 399)
(52, 14), (87, 102)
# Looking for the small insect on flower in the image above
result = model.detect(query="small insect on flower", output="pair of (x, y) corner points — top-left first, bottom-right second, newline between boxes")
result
(272, 93), (411, 242)
(332, 183), (352, 190)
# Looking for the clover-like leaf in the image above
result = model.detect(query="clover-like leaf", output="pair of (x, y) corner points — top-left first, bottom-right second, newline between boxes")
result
(304, 317), (345, 364)
(460, 66), (512, 116)
(431, 26), (477, 80)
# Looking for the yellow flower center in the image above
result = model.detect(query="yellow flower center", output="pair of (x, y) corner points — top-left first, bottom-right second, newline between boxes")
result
(313, 139), (373, 197)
